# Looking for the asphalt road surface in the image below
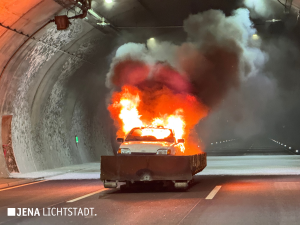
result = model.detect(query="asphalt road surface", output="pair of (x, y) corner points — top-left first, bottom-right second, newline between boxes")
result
(1, 138), (299, 225)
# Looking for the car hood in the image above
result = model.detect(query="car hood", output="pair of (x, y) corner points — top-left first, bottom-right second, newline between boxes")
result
(120, 141), (174, 153)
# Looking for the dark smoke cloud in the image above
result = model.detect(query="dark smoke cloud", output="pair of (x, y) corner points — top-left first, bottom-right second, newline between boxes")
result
(104, 1), (300, 147)
(198, 3), (300, 143)
(106, 9), (267, 108)
(261, 33), (300, 144)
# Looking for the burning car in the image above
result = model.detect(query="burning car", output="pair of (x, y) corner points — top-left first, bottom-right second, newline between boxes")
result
(116, 127), (185, 155)
(101, 127), (206, 190)
(101, 87), (207, 190)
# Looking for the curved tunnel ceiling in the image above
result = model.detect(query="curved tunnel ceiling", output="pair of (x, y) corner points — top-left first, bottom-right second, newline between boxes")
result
(0, 0), (300, 177)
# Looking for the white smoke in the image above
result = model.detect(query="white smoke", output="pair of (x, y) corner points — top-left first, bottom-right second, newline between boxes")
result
(182, 8), (268, 78)
(244, 0), (276, 18)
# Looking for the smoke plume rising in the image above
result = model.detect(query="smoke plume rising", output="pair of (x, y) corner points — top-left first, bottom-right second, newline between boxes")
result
(105, 8), (269, 152)
(243, 0), (276, 17)
(107, 8), (266, 103)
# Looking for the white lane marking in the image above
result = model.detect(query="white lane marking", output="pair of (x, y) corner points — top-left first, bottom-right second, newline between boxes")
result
(0, 180), (47, 192)
(205, 186), (222, 200)
(67, 188), (108, 203)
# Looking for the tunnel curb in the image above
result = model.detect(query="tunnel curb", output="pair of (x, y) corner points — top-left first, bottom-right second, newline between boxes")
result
(0, 178), (38, 189)
(0, 167), (88, 189)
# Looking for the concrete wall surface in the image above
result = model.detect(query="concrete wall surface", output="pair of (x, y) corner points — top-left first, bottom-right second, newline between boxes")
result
(0, 0), (115, 177)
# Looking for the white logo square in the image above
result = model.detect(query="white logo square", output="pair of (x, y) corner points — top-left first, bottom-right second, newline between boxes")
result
(7, 208), (16, 216)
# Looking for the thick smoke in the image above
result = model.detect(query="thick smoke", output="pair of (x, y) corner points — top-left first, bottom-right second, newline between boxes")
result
(104, 1), (300, 150)
(198, 74), (277, 142)
(106, 9), (267, 107)
(261, 34), (300, 146)
(243, 0), (275, 17)
(105, 8), (272, 148)
(198, 3), (300, 143)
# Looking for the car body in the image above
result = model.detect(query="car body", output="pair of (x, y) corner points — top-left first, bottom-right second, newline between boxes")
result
(117, 127), (184, 155)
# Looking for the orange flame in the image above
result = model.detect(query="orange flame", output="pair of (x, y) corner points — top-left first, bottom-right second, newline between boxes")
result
(108, 85), (209, 155)
(117, 92), (143, 133)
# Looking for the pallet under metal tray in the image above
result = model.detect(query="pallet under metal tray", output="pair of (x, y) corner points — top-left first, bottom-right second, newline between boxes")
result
(100, 153), (206, 182)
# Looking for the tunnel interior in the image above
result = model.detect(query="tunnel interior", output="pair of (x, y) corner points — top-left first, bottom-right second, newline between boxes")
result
(0, 0), (118, 176)
(1, 0), (300, 177)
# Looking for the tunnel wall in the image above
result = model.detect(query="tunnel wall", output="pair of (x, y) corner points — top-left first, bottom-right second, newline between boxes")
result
(0, 0), (115, 177)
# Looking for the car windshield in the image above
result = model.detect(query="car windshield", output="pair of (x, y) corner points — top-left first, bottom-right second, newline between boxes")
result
(125, 128), (175, 142)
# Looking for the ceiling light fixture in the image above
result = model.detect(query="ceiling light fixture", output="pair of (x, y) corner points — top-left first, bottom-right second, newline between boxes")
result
(88, 9), (103, 20)
(97, 17), (110, 26)
(266, 19), (282, 22)
(97, 22), (110, 26)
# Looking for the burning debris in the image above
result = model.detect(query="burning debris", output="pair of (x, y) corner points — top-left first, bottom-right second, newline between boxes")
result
(106, 9), (266, 155)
